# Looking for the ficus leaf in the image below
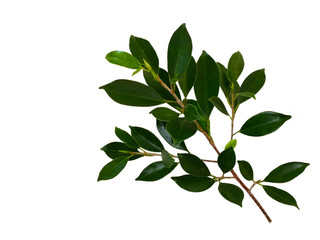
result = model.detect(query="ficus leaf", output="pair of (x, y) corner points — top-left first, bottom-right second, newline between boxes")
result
(217, 62), (231, 103)
(130, 126), (164, 152)
(101, 142), (139, 160)
(178, 153), (211, 177)
(208, 96), (229, 116)
(136, 161), (178, 181)
(184, 103), (203, 121)
(100, 80), (165, 107)
(218, 147), (236, 173)
(150, 107), (179, 122)
(98, 156), (129, 181)
(179, 56), (197, 97)
(171, 175), (215, 192)
(264, 162), (309, 183)
(106, 51), (142, 69)
(115, 127), (139, 149)
(239, 111), (291, 137)
(235, 92), (256, 100)
(225, 139), (237, 150)
(262, 185), (299, 209)
(218, 183), (244, 207)
(237, 160), (254, 181)
(227, 51), (244, 83)
(161, 149), (175, 168)
(166, 118), (197, 145)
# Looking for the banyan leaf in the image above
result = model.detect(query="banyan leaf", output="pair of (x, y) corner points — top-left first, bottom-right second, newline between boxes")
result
(179, 56), (197, 97)
(171, 175), (215, 192)
(130, 126), (164, 152)
(264, 162), (309, 183)
(227, 51), (244, 83)
(239, 111), (291, 137)
(156, 120), (188, 151)
(101, 142), (139, 160)
(237, 160), (254, 181)
(161, 149), (175, 168)
(97, 156), (129, 181)
(168, 23), (192, 83)
(129, 35), (159, 74)
(136, 161), (178, 181)
(218, 147), (236, 173)
(115, 127), (139, 149)
(178, 153), (211, 177)
(184, 103), (203, 121)
(262, 185), (299, 209)
(166, 118), (197, 145)
(100, 80), (165, 107)
(224, 139), (237, 150)
(208, 96), (229, 116)
(150, 107), (180, 122)
(194, 51), (220, 117)
(105, 51), (142, 69)
(218, 183), (244, 207)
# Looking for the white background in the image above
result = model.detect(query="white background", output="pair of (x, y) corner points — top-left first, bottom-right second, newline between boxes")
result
(1, 0), (319, 239)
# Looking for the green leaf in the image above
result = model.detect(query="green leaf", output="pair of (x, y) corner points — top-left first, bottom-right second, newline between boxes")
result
(185, 99), (209, 132)
(194, 51), (220, 117)
(238, 69), (265, 104)
(208, 96), (229, 116)
(97, 156), (128, 181)
(218, 147), (236, 173)
(237, 161), (254, 181)
(262, 185), (299, 209)
(166, 118), (197, 145)
(178, 153), (211, 177)
(171, 175), (215, 192)
(156, 120), (188, 151)
(184, 104), (202, 121)
(217, 62), (231, 102)
(101, 142), (138, 160)
(130, 126), (164, 152)
(129, 35), (159, 74)
(224, 139), (237, 150)
(106, 51), (142, 69)
(136, 161), (178, 181)
(100, 80), (165, 107)
(239, 111), (291, 137)
(115, 127), (139, 149)
(179, 56), (197, 97)
(218, 183), (244, 207)
(150, 107), (179, 122)
(168, 23), (192, 82)
(235, 92), (256, 100)
(161, 150), (175, 168)
(264, 162), (309, 183)
(227, 51), (244, 83)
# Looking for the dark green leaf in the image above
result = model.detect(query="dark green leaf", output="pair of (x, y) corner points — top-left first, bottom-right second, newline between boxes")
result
(171, 175), (215, 192)
(238, 69), (265, 104)
(166, 118), (197, 145)
(168, 23), (192, 82)
(184, 104), (202, 121)
(235, 92), (256, 100)
(185, 99), (209, 132)
(218, 147), (236, 173)
(227, 51), (244, 83)
(218, 183), (244, 207)
(262, 185), (299, 209)
(106, 51), (141, 69)
(101, 142), (137, 159)
(179, 56), (197, 97)
(99, 80), (165, 107)
(194, 51), (220, 117)
(150, 107), (179, 122)
(130, 126), (164, 152)
(156, 120), (188, 151)
(238, 161), (254, 181)
(161, 149), (175, 168)
(97, 156), (128, 181)
(264, 162), (309, 183)
(129, 35), (159, 74)
(136, 161), (178, 181)
(239, 111), (291, 136)
(208, 96), (229, 116)
(178, 153), (211, 177)
(115, 127), (139, 149)
(217, 62), (231, 103)
(225, 139), (237, 150)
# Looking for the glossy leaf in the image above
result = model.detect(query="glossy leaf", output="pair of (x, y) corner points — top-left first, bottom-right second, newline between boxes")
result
(130, 126), (164, 152)
(136, 161), (178, 181)
(171, 175), (215, 192)
(178, 153), (210, 177)
(217, 62), (231, 103)
(161, 149), (175, 168)
(100, 80), (165, 107)
(179, 56), (197, 97)
(168, 23), (192, 82)
(239, 111), (291, 137)
(218, 183), (244, 207)
(238, 69), (265, 104)
(264, 162), (309, 183)
(184, 104), (202, 121)
(235, 92), (256, 100)
(238, 161), (254, 181)
(166, 118), (197, 145)
(101, 142), (137, 159)
(97, 156), (128, 181)
(115, 127), (139, 149)
(106, 51), (141, 69)
(209, 96), (229, 116)
(194, 51), (220, 117)
(227, 51), (244, 83)
(156, 120), (188, 151)
(262, 185), (299, 209)
(224, 139), (237, 150)
(129, 35), (159, 74)
(218, 147), (236, 173)
(150, 107), (179, 122)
